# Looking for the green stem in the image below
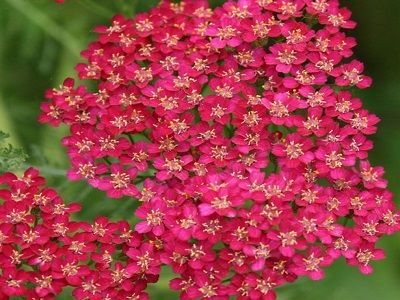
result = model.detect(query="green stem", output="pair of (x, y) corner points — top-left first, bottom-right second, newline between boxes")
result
(4, 0), (81, 57)
(103, 157), (112, 165)
(134, 175), (148, 185)
(124, 133), (135, 144)
(222, 276), (233, 284)
(21, 164), (68, 176)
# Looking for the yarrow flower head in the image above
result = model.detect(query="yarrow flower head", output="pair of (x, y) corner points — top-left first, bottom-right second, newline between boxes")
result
(39, 0), (399, 299)
(0, 168), (162, 299)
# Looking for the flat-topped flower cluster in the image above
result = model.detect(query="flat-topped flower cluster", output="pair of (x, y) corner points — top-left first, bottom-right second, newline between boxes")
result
(3, 0), (394, 299)
(0, 168), (160, 299)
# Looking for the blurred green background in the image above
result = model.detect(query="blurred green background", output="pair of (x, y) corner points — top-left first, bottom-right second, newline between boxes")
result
(0, 0), (399, 299)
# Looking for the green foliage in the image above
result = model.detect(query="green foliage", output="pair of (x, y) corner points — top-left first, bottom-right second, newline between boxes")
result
(0, 131), (27, 172)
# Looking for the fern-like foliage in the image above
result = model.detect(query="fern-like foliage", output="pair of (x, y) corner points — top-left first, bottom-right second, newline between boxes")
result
(0, 131), (27, 172)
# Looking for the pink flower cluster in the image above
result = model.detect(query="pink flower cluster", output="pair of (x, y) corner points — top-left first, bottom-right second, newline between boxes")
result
(37, 0), (398, 299)
(0, 168), (161, 299)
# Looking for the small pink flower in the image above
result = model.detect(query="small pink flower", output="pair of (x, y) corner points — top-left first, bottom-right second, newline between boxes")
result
(265, 44), (307, 73)
(153, 154), (192, 181)
(334, 60), (372, 89)
(359, 160), (387, 189)
(126, 243), (161, 276)
(291, 247), (332, 280)
(347, 244), (385, 275)
(207, 19), (242, 49)
(262, 93), (306, 126)
(272, 133), (314, 168)
(135, 199), (169, 236)
(92, 164), (139, 198)
(320, 7), (357, 32)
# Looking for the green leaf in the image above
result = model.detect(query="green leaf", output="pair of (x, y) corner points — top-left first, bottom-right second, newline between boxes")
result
(0, 131), (27, 172)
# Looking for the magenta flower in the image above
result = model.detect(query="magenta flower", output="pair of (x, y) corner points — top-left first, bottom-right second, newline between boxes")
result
(347, 243), (385, 275)
(92, 164), (139, 198)
(359, 160), (388, 189)
(135, 199), (169, 236)
(272, 133), (314, 168)
(334, 60), (372, 89)
(126, 243), (161, 276)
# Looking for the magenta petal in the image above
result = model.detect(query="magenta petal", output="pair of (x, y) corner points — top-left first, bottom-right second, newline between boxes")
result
(360, 264), (373, 275)
(135, 222), (151, 233)
(251, 258), (265, 271)
(126, 263), (140, 275)
(156, 170), (170, 181)
(153, 225), (165, 236)
(309, 270), (324, 280)
(280, 246), (295, 257)
(211, 38), (225, 49)
(198, 203), (214, 216)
